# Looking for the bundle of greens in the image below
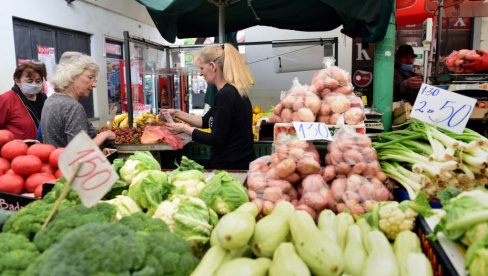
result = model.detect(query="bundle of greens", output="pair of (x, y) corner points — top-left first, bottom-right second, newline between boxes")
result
(374, 120), (488, 199)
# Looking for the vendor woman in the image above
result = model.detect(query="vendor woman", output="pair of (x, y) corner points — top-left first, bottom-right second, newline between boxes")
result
(162, 43), (256, 170)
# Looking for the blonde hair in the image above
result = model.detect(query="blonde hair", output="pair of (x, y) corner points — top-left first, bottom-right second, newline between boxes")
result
(194, 43), (253, 96)
(49, 51), (99, 92)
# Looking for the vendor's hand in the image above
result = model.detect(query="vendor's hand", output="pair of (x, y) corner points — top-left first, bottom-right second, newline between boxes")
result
(159, 109), (177, 122)
(403, 76), (422, 90)
(462, 50), (488, 72)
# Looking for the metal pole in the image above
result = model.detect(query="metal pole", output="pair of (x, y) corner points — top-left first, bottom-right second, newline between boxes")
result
(435, 0), (444, 76)
(123, 31), (134, 127)
(218, 4), (225, 43)
(372, 1), (396, 131)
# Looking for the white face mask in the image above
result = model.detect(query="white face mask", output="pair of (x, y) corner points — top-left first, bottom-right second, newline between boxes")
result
(21, 82), (43, 96)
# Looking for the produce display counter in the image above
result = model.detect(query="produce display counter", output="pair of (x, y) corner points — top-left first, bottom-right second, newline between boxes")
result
(115, 133), (192, 167)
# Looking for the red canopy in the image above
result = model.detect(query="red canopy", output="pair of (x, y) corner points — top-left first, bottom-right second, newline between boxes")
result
(396, 0), (488, 26)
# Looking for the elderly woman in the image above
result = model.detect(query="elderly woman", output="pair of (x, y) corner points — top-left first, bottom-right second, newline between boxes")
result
(41, 52), (115, 148)
(161, 43), (255, 170)
(0, 62), (47, 139)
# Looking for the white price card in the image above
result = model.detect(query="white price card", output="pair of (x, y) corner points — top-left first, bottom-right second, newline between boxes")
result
(411, 83), (477, 134)
(292, 122), (333, 141)
(58, 131), (118, 207)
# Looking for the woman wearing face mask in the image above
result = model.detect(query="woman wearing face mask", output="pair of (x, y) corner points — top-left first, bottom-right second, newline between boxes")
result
(0, 62), (47, 139)
(393, 45), (423, 105)
(41, 51), (115, 148)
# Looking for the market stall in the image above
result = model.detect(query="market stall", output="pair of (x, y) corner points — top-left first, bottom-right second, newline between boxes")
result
(1, 1), (487, 275)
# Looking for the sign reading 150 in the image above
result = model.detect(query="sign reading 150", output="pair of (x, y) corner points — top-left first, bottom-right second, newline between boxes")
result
(68, 149), (113, 191)
(414, 85), (473, 128)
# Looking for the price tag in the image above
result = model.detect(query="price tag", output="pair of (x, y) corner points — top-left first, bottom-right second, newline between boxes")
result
(411, 83), (477, 134)
(292, 122), (333, 141)
(58, 131), (118, 207)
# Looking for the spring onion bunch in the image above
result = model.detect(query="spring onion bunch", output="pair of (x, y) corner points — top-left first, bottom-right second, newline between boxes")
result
(373, 120), (488, 199)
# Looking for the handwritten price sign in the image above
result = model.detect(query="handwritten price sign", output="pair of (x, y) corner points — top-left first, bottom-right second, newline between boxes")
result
(411, 84), (477, 134)
(292, 122), (333, 141)
(58, 131), (118, 207)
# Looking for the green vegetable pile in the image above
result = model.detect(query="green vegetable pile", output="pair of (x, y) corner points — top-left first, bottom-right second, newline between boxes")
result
(374, 120), (488, 199)
(430, 188), (488, 274)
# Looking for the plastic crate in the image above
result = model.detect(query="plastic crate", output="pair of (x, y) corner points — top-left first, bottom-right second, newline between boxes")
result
(254, 142), (272, 157)
(416, 216), (462, 276)
(182, 142), (211, 161)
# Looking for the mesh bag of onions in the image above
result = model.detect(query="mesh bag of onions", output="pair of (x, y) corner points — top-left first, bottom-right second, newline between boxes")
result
(246, 137), (322, 214)
(322, 125), (392, 214)
(268, 78), (321, 123)
(309, 58), (366, 125)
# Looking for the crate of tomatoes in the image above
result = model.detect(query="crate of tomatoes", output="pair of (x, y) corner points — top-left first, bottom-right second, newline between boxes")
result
(0, 130), (63, 202)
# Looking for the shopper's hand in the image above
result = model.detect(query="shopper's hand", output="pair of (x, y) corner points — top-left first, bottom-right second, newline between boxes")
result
(462, 50), (488, 72)
(403, 76), (422, 90)
(103, 130), (116, 141)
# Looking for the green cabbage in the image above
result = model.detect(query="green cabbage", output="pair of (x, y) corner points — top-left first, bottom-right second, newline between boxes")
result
(126, 170), (171, 209)
(199, 171), (249, 215)
(152, 195), (213, 246)
(432, 189), (488, 246)
(466, 234), (488, 276)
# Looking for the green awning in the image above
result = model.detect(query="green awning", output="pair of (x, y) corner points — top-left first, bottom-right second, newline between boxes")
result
(136, 0), (394, 45)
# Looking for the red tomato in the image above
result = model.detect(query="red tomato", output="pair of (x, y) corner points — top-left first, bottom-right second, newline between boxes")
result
(1, 140), (28, 160)
(25, 172), (57, 193)
(34, 182), (45, 198)
(54, 169), (63, 179)
(11, 155), (43, 176)
(5, 169), (16, 175)
(40, 163), (54, 174)
(0, 130), (14, 150)
(0, 157), (10, 174)
(49, 148), (64, 169)
(27, 144), (56, 163)
(0, 173), (24, 194)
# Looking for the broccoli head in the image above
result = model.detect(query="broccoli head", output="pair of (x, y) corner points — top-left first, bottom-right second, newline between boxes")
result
(2, 200), (72, 240)
(119, 212), (169, 233)
(132, 231), (199, 276)
(24, 223), (146, 275)
(41, 178), (81, 204)
(0, 233), (39, 275)
(24, 222), (198, 276)
(33, 202), (116, 252)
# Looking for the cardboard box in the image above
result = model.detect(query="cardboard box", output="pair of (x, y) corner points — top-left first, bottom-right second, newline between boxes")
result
(393, 102), (413, 126)
(471, 101), (488, 119)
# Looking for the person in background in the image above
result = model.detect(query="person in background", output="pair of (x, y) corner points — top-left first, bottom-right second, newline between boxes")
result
(393, 44), (423, 105)
(41, 51), (115, 148)
(0, 62), (47, 140)
(161, 43), (256, 170)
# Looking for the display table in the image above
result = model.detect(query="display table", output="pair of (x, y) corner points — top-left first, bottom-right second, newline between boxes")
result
(116, 133), (192, 167)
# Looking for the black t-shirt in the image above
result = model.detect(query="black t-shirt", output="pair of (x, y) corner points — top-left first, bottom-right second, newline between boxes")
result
(192, 84), (256, 170)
